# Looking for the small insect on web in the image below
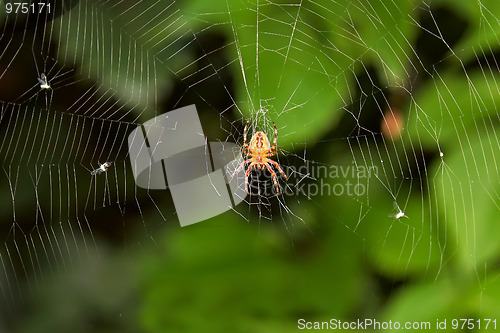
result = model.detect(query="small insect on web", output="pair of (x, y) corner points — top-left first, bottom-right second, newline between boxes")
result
(38, 73), (50, 90)
(91, 162), (112, 176)
(232, 119), (287, 195)
(389, 201), (408, 220)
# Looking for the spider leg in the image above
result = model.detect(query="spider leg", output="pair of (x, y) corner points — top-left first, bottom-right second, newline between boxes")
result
(236, 141), (252, 156)
(270, 122), (277, 152)
(245, 162), (254, 194)
(241, 148), (253, 157)
(231, 160), (254, 194)
(243, 119), (250, 150)
(265, 150), (277, 158)
(264, 163), (280, 194)
(231, 159), (251, 178)
(264, 122), (279, 158)
(268, 159), (287, 179)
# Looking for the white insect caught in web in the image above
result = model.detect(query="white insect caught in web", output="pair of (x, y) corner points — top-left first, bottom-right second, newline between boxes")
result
(389, 201), (408, 220)
(90, 162), (112, 176)
(37, 73), (50, 89)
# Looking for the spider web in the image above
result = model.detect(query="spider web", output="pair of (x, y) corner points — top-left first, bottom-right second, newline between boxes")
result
(1, 0), (500, 329)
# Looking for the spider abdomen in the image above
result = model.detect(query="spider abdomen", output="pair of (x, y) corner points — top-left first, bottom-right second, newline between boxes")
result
(249, 131), (270, 150)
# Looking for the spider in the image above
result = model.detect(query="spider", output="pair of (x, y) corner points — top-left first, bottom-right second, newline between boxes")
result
(232, 119), (287, 194)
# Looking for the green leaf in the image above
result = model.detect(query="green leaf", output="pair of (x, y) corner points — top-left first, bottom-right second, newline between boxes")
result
(183, 0), (361, 147)
(382, 276), (466, 330)
(434, 126), (500, 271)
(476, 270), (500, 318)
(352, 0), (420, 85)
(139, 213), (363, 332)
(53, 1), (192, 119)
(434, 0), (500, 64)
(318, 150), (442, 278)
(406, 70), (500, 148)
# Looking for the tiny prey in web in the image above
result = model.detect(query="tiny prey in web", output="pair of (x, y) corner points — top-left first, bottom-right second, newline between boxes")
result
(38, 73), (50, 89)
(91, 162), (112, 176)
